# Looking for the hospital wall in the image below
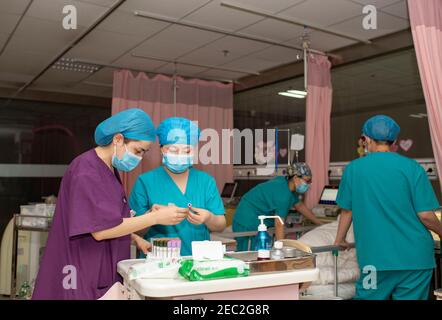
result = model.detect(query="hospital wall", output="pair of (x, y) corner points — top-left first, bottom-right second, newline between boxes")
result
(277, 102), (442, 203)
(0, 99), (110, 240)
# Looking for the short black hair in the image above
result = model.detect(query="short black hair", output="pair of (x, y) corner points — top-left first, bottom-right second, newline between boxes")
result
(373, 139), (394, 146)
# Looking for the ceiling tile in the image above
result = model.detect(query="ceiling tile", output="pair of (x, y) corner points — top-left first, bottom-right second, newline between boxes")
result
(0, 50), (53, 75)
(119, 0), (211, 19)
(350, 0), (403, 9)
(76, 0), (117, 7)
(183, 0), (264, 31)
(0, 80), (21, 88)
(0, 0), (31, 15)
(176, 46), (237, 66)
(5, 17), (85, 56)
(196, 68), (245, 80)
(26, 0), (109, 27)
(0, 71), (33, 84)
(0, 13), (21, 36)
(34, 68), (92, 85)
(133, 25), (222, 60)
(113, 53), (166, 71)
(69, 83), (112, 96)
(240, 19), (305, 42)
(154, 63), (209, 77)
(250, 46), (301, 65)
(84, 67), (114, 84)
(68, 30), (145, 63)
(381, 1), (409, 19)
(330, 11), (409, 40)
(282, 0), (363, 27)
(29, 81), (111, 97)
(97, 11), (169, 36)
(182, 36), (269, 65)
(0, 33), (9, 49)
(221, 57), (278, 73)
(285, 30), (356, 52)
(224, 0), (306, 14)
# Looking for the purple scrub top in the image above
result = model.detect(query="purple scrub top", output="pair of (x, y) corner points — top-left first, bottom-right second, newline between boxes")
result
(32, 149), (131, 300)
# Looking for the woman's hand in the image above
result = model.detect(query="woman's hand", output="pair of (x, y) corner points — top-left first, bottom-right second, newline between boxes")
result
(132, 234), (151, 254)
(333, 239), (352, 250)
(151, 204), (165, 212)
(151, 205), (189, 225)
(187, 207), (212, 225)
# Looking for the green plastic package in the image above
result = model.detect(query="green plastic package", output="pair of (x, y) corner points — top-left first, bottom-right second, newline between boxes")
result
(179, 258), (250, 281)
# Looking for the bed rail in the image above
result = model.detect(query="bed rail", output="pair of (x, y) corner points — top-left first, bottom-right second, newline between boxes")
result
(310, 243), (356, 298)
(213, 227), (356, 299)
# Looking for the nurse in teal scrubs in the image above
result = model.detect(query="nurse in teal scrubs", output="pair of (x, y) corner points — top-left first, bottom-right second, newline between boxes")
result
(232, 162), (324, 251)
(129, 117), (226, 256)
(334, 115), (442, 300)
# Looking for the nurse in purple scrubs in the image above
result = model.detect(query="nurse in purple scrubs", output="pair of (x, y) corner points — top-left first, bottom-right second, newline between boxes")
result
(32, 108), (188, 300)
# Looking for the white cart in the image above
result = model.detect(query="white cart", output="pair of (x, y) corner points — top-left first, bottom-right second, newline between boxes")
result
(117, 259), (319, 300)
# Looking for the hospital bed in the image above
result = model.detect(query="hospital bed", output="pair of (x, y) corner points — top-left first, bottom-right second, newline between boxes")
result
(212, 221), (358, 300)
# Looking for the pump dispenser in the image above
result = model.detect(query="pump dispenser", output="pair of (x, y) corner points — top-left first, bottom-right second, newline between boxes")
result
(255, 216), (284, 260)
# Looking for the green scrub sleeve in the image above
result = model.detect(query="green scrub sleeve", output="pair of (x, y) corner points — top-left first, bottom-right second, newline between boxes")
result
(336, 164), (353, 211)
(412, 166), (440, 213)
(129, 177), (151, 217)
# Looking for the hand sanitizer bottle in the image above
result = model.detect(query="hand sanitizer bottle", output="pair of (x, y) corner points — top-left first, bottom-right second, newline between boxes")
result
(255, 216), (284, 261)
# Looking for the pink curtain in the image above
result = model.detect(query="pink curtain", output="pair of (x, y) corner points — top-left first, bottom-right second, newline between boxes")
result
(408, 0), (442, 194)
(112, 70), (234, 195)
(304, 54), (333, 209)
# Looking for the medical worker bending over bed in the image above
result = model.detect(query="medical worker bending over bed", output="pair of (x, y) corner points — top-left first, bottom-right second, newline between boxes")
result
(232, 162), (324, 252)
(33, 109), (189, 300)
(334, 115), (442, 300)
(129, 117), (226, 256)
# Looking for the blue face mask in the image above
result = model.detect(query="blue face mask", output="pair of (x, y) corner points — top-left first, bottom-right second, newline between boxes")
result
(296, 181), (310, 194)
(112, 144), (142, 172)
(162, 153), (193, 174)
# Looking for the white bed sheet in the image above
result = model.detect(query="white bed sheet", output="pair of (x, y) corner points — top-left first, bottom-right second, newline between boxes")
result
(303, 283), (356, 300)
(298, 219), (360, 286)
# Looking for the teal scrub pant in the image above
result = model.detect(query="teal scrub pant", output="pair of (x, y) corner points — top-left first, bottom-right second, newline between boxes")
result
(354, 269), (433, 300)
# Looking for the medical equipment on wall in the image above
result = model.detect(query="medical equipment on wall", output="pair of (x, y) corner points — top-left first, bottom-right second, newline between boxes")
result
(290, 133), (305, 163)
(221, 182), (238, 205)
(234, 159), (438, 182)
(312, 186), (340, 218)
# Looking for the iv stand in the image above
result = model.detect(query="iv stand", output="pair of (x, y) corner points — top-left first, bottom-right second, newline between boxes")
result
(173, 61), (178, 116)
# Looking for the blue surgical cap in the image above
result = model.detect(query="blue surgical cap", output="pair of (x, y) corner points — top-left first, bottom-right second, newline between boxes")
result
(94, 108), (156, 146)
(157, 117), (200, 146)
(362, 115), (400, 142)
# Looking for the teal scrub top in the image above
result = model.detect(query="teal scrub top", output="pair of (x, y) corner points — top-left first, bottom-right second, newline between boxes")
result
(337, 152), (439, 271)
(129, 167), (225, 256)
(233, 176), (300, 229)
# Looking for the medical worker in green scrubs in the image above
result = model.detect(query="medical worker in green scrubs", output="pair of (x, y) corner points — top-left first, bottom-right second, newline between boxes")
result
(232, 162), (324, 251)
(129, 117), (226, 256)
(334, 115), (442, 300)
